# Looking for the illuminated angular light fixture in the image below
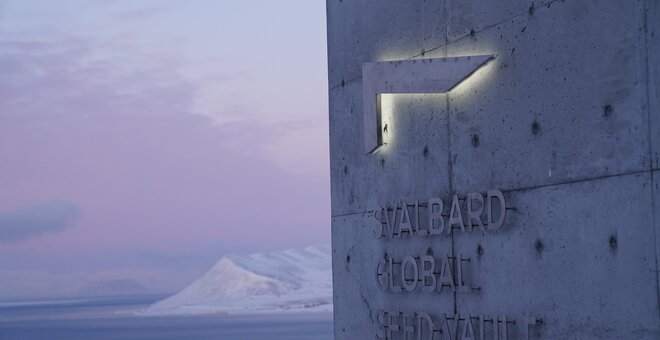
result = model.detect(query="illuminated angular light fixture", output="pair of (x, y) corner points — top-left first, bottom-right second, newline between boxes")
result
(362, 55), (494, 153)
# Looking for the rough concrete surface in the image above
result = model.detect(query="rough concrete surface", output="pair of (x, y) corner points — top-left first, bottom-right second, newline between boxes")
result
(327, 1), (660, 339)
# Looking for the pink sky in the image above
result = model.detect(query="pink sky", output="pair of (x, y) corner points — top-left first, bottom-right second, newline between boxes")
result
(0, 0), (329, 298)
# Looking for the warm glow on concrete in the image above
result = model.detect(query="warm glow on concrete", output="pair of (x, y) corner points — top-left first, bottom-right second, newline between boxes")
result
(363, 56), (495, 153)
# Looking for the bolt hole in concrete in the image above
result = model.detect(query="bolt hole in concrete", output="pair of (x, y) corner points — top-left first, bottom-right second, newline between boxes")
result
(534, 239), (544, 253)
(423, 145), (429, 158)
(532, 121), (541, 135)
(346, 255), (351, 264)
(471, 134), (480, 147)
(609, 235), (617, 250)
(603, 104), (613, 118)
(477, 245), (484, 257)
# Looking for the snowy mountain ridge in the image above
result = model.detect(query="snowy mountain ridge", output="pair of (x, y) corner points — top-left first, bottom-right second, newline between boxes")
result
(143, 245), (332, 315)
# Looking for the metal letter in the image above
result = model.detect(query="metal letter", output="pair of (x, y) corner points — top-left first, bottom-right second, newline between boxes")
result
(456, 254), (472, 293)
(461, 314), (476, 340)
(374, 208), (385, 239)
(416, 312), (434, 340)
(376, 257), (389, 290)
(444, 314), (459, 340)
(491, 316), (499, 340)
(438, 255), (456, 293)
(420, 255), (437, 292)
(375, 310), (387, 339)
(388, 256), (402, 293)
(498, 316), (508, 340)
(466, 192), (486, 232)
(414, 201), (428, 236)
(520, 317), (537, 340)
(387, 311), (400, 340)
(403, 313), (415, 340)
(447, 194), (465, 234)
(428, 198), (445, 235)
(486, 190), (506, 231)
(383, 205), (398, 238)
(401, 255), (419, 292)
(393, 203), (402, 238)
(399, 202), (414, 237)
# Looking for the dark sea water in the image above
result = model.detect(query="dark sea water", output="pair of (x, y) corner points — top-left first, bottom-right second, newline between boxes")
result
(0, 295), (334, 340)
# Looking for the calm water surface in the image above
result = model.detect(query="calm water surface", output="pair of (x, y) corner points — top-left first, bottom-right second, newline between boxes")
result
(0, 295), (333, 340)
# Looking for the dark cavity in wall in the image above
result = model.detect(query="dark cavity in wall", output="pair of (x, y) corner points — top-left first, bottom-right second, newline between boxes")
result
(603, 104), (613, 118)
(471, 134), (480, 147)
(534, 239), (544, 254)
(532, 121), (541, 135)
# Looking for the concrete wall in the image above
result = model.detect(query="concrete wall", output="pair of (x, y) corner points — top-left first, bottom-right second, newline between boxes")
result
(327, 1), (660, 339)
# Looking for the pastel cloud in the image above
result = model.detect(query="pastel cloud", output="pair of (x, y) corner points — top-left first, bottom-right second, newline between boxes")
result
(0, 201), (80, 243)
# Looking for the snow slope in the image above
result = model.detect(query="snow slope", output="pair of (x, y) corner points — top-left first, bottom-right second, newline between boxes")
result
(143, 245), (332, 315)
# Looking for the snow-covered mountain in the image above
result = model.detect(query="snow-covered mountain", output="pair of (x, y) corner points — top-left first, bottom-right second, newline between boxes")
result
(143, 245), (332, 315)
